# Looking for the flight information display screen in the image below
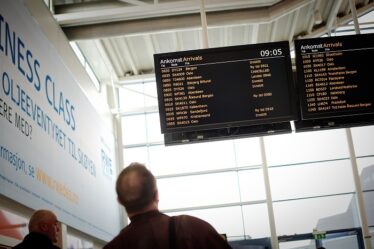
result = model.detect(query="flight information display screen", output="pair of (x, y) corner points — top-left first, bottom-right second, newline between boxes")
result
(154, 41), (297, 133)
(295, 33), (374, 121)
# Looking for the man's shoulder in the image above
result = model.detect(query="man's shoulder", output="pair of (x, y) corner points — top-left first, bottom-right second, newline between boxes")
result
(103, 238), (118, 249)
(12, 242), (60, 249)
(12, 243), (25, 249)
(173, 214), (218, 233)
(103, 226), (128, 249)
(173, 215), (232, 249)
(175, 214), (211, 225)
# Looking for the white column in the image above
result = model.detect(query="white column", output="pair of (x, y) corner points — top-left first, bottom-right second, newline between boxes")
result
(199, 0), (209, 49)
(260, 137), (279, 249)
(345, 129), (372, 249)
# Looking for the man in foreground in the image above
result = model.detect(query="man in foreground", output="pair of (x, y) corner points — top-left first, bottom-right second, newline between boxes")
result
(104, 162), (232, 249)
(13, 209), (60, 249)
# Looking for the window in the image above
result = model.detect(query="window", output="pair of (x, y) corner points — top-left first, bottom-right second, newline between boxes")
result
(119, 12), (374, 239)
(70, 42), (101, 91)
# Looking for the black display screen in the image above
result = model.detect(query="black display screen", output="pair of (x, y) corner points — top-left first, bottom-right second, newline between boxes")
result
(294, 33), (374, 121)
(154, 41), (297, 133)
(164, 122), (292, 146)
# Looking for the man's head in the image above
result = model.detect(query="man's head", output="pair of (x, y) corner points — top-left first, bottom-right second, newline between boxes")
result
(28, 209), (59, 243)
(116, 162), (158, 216)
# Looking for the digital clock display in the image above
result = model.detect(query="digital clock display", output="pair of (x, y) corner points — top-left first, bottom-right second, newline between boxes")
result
(260, 48), (283, 57)
(154, 41), (297, 134)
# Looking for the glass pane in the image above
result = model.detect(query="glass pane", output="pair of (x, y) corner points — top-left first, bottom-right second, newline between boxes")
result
(357, 157), (374, 191)
(67, 234), (93, 249)
(352, 125), (374, 157)
(362, 29), (374, 34)
(238, 169), (266, 202)
(70, 42), (85, 65)
(148, 141), (236, 176)
(146, 113), (163, 143)
(157, 172), (240, 210)
(265, 129), (349, 165)
(144, 81), (158, 108)
(357, 10), (374, 23)
(0, 209), (28, 241)
(324, 235), (359, 249)
(269, 160), (355, 201)
(123, 147), (149, 167)
(364, 191), (374, 227)
(334, 30), (356, 36)
(165, 206), (244, 239)
(118, 84), (144, 111)
(279, 233), (361, 249)
(234, 137), (262, 167)
(273, 194), (359, 235)
(85, 63), (100, 91)
(121, 115), (147, 145)
(242, 203), (270, 239)
(279, 240), (315, 249)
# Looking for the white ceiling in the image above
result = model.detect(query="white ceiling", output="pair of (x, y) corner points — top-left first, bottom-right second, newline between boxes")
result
(51, 0), (374, 86)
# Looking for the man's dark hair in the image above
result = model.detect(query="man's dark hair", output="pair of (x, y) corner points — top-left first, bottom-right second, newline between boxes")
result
(116, 162), (157, 213)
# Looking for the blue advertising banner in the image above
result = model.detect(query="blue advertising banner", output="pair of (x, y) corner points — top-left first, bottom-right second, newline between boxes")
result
(0, 0), (120, 241)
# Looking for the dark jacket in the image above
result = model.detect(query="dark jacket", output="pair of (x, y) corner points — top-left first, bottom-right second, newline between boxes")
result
(104, 210), (232, 249)
(12, 232), (60, 249)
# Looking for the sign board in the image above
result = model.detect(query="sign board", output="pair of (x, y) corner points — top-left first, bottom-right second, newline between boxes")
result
(0, 0), (120, 241)
(154, 41), (297, 134)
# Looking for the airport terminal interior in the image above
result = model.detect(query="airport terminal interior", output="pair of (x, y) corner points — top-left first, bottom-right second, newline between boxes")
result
(1, 0), (374, 248)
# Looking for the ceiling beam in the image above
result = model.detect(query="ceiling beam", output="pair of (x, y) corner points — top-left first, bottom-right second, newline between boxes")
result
(94, 40), (119, 83)
(62, 0), (313, 41)
(101, 39), (124, 76)
(303, 1), (374, 38)
(118, 0), (148, 6)
(251, 24), (259, 44)
(288, 9), (300, 43)
(144, 34), (156, 57)
(307, 0), (321, 34)
(270, 20), (278, 42)
(325, 0), (344, 31)
(121, 38), (138, 75)
(55, 0), (280, 27)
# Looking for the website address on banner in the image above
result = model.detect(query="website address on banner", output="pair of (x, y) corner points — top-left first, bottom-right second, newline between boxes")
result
(36, 167), (79, 204)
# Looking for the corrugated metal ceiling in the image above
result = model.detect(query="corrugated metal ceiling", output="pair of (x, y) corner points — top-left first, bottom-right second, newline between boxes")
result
(51, 0), (374, 85)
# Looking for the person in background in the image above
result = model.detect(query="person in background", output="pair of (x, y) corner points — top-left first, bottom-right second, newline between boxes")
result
(13, 209), (60, 249)
(104, 162), (232, 249)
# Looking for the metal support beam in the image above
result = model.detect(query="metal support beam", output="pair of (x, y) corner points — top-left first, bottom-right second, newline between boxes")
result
(345, 129), (372, 249)
(60, 0), (313, 41)
(289, 9), (300, 43)
(349, 0), (361, 34)
(200, 0), (209, 49)
(55, 0), (281, 27)
(251, 24), (259, 44)
(304, 1), (374, 38)
(260, 137), (279, 249)
(118, 0), (148, 6)
(325, 0), (343, 31)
